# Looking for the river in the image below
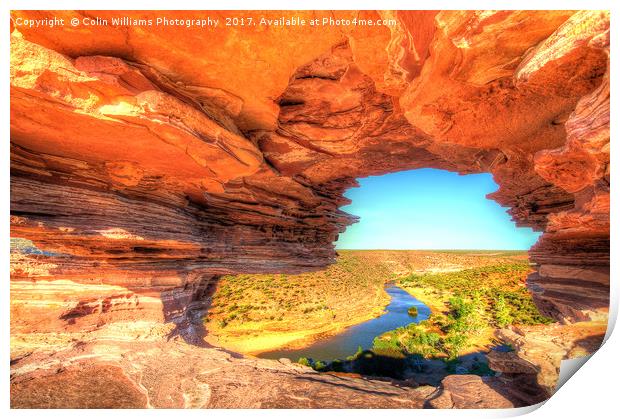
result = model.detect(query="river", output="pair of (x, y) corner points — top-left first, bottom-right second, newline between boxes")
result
(258, 284), (431, 362)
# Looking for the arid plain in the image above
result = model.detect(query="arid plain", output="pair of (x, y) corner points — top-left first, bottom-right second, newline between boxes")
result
(10, 10), (609, 408)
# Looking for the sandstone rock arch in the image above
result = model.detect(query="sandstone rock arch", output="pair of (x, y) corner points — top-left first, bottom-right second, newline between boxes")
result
(10, 10), (610, 408)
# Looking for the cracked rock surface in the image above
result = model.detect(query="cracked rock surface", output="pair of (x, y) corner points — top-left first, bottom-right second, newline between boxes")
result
(10, 10), (610, 408)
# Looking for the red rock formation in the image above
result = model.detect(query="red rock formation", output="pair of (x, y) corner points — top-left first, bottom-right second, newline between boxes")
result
(10, 10), (610, 408)
(10, 338), (439, 408)
(488, 322), (606, 396)
(426, 374), (544, 409)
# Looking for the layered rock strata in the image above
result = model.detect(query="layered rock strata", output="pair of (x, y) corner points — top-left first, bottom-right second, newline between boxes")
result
(10, 10), (610, 408)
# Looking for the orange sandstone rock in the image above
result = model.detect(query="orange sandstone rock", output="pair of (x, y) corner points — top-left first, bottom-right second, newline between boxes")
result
(9, 10), (610, 408)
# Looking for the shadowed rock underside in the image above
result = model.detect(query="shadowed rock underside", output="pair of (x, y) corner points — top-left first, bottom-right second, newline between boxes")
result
(10, 10), (610, 408)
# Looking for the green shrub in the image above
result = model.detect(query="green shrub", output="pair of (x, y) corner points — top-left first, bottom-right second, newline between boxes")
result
(469, 360), (495, 376)
(401, 323), (440, 357)
(494, 294), (513, 327)
(313, 361), (327, 371)
(331, 359), (345, 372)
(372, 334), (401, 353)
(353, 350), (406, 379)
(445, 295), (485, 335)
(443, 332), (468, 360)
(297, 357), (312, 367)
(444, 359), (460, 374)
(398, 263), (553, 328)
(346, 346), (364, 361)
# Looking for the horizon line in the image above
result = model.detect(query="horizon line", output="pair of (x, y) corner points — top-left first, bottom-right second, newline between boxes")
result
(335, 248), (529, 252)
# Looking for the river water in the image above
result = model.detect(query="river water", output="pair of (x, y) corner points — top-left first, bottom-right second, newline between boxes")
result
(258, 284), (431, 362)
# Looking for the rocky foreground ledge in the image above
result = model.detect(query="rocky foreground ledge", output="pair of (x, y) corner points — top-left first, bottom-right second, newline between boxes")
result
(10, 10), (609, 408)
(10, 310), (605, 408)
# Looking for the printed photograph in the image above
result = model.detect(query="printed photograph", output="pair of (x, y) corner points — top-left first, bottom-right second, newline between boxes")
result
(9, 9), (610, 409)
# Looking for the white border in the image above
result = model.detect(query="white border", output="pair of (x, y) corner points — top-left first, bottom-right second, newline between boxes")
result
(2, 1), (617, 418)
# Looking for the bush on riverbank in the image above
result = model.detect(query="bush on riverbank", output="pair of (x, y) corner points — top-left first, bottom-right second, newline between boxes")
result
(297, 357), (312, 367)
(494, 294), (513, 327)
(301, 349), (408, 379)
(373, 263), (555, 362)
(399, 263), (553, 328)
(371, 293), (487, 362)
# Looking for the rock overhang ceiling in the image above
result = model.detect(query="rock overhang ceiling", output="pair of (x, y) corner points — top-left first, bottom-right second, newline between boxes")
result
(10, 10), (610, 331)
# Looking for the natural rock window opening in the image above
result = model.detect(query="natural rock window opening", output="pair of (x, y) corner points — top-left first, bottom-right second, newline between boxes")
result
(9, 10), (609, 409)
(335, 168), (541, 251)
(202, 168), (554, 399)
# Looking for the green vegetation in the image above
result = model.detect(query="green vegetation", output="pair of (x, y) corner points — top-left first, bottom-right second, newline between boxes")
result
(300, 349), (408, 379)
(206, 251), (536, 338)
(205, 253), (391, 329)
(204, 251), (400, 352)
(384, 262), (553, 361)
(299, 260), (554, 379)
(399, 263), (554, 327)
(494, 295), (513, 328)
(206, 250), (553, 375)
(372, 322), (440, 358)
(313, 360), (327, 371)
(468, 359), (495, 376)
(297, 357), (312, 367)
(407, 306), (418, 317)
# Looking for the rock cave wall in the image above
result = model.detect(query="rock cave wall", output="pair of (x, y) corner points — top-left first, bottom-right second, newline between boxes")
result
(10, 10), (609, 336)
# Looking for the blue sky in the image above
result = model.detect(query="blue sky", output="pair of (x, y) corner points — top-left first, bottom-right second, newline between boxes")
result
(335, 169), (541, 250)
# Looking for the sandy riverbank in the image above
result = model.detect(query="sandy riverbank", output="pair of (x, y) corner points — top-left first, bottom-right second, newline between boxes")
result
(205, 301), (388, 355)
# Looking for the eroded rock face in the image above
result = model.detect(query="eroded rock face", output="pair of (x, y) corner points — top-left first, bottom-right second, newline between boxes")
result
(488, 322), (607, 396)
(426, 374), (544, 409)
(10, 337), (439, 408)
(10, 10), (610, 408)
